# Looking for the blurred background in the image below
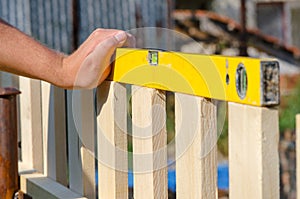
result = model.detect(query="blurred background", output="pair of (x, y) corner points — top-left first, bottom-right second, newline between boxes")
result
(1, 0), (300, 198)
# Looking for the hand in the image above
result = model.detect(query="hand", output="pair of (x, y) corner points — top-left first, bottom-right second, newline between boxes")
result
(0, 19), (133, 89)
(62, 29), (134, 89)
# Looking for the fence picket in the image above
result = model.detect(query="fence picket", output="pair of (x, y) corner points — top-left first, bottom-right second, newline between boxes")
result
(228, 103), (279, 199)
(96, 81), (128, 198)
(41, 82), (68, 186)
(175, 94), (217, 199)
(19, 77), (43, 173)
(80, 90), (97, 198)
(132, 86), (168, 199)
(67, 90), (83, 194)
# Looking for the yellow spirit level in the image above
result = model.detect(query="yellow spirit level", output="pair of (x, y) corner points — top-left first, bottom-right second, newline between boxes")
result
(110, 48), (279, 107)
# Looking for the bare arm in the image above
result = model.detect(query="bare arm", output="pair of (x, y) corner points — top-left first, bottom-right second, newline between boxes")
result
(0, 19), (130, 89)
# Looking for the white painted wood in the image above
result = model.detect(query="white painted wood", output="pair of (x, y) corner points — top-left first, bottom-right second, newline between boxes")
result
(20, 173), (87, 199)
(67, 90), (83, 194)
(175, 94), (217, 199)
(18, 161), (35, 175)
(228, 103), (279, 199)
(41, 82), (68, 186)
(97, 81), (128, 199)
(132, 86), (168, 199)
(296, 114), (300, 199)
(41, 82), (54, 179)
(19, 77), (43, 172)
(80, 89), (96, 199)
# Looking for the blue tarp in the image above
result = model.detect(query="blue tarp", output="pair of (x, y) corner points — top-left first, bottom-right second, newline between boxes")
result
(127, 163), (229, 192)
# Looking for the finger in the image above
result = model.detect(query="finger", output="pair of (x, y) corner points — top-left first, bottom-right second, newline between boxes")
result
(77, 29), (126, 57)
(81, 32), (126, 87)
(97, 64), (111, 85)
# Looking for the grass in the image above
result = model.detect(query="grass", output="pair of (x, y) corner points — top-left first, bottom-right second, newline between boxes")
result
(279, 79), (300, 133)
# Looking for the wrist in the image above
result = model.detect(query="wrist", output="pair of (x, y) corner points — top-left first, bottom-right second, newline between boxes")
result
(50, 52), (73, 89)
(59, 55), (74, 89)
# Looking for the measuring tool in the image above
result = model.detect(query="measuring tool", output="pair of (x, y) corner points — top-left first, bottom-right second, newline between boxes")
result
(109, 48), (279, 107)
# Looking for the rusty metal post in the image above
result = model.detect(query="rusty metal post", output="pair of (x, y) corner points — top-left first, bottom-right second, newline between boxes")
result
(239, 0), (248, 56)
(0, 87), (20, 199)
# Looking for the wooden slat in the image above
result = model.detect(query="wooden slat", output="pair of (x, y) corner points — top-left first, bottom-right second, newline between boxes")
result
(67, 90), (83, 194)
(228, 103), (279, 199)
(80, 90), (96, 198)
(41, 82), (68, 186)
(296, 114), (300, 199)
(97, 81), (128, 199)
(41, 82), (54, 178)
(54, 87), (68, 186)
(20, 173), (87, 199)
(19, 77), (43, 172)
(175, 94), (217, 199)
(132, 86), (168, 199)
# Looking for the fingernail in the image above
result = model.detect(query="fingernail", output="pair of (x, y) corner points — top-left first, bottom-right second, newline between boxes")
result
(114, 31), (127, 43)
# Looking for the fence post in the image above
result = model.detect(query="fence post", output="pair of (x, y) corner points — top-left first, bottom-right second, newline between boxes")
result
(228, 103), (279, 199)
(0, 87), (20, 199)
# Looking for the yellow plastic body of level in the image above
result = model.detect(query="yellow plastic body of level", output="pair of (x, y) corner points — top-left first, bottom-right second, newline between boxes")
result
(109, 48), (279, 107)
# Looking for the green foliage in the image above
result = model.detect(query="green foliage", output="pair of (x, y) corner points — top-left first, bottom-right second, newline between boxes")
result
(279, 80), (300, 132)
(217, 117), (228, 156)
(216, 102), (228, 157)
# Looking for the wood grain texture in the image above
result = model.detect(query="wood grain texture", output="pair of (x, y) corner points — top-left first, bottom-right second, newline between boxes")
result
(175, 94), (217, 199)
(132, 86), (168, 199)
(228, 103), (279, 199)
(296, 114), (300, 199)
(97, 81), (128, 199)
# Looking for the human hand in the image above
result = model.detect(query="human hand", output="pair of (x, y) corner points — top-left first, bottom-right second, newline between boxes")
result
(62, 29), (134, 89)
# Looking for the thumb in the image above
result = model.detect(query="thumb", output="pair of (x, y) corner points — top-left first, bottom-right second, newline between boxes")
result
(113, 31), (128, 47)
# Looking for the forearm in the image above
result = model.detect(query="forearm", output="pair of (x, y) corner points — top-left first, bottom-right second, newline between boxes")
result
(0, 19), (133, 89)
(0, 19), (65, 87)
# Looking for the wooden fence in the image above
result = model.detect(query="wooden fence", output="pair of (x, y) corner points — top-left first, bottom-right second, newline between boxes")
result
(0, 71), (284, 198)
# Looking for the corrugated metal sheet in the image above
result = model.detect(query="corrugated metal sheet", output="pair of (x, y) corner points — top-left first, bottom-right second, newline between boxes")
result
(78, 0), (138, 43)
(0, 0), (31, 34)
(29, 0), (73, 53)
(0, 0), (169, 53)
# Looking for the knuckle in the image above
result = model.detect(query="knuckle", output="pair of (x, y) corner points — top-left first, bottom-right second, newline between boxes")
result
(92, 28), (103, 37)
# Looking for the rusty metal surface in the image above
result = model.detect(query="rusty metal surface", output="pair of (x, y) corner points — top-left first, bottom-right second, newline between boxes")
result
(0, 87), (20, 199)
(0, 87), (21, 96)
(239, 0), (248, 56)
(15, 190), (32, 199)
